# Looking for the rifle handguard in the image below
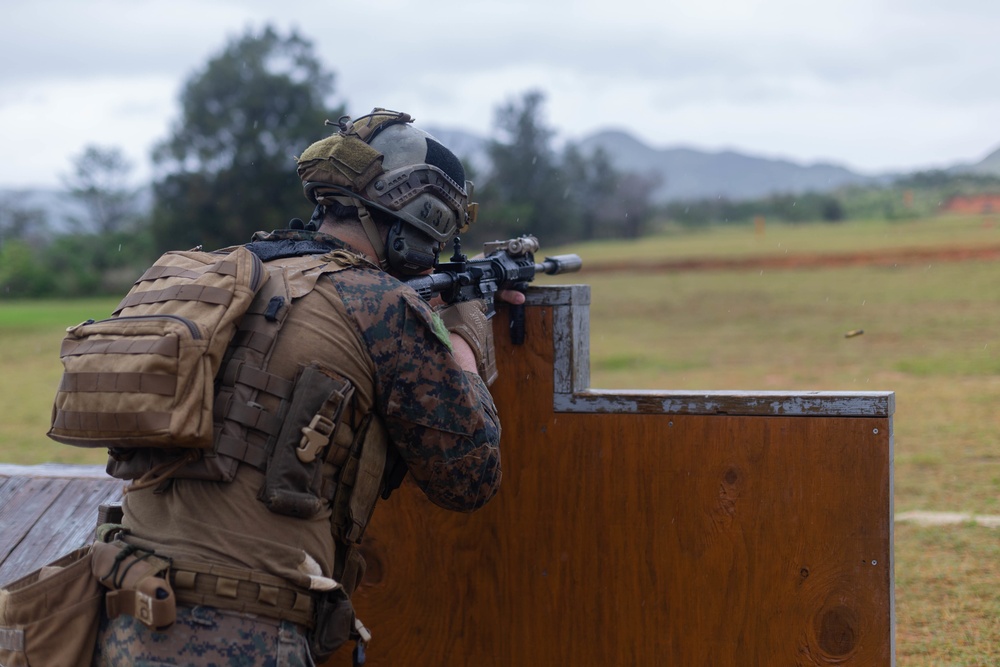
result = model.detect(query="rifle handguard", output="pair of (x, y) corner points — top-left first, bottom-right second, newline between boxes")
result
(439, 300), (498, 386)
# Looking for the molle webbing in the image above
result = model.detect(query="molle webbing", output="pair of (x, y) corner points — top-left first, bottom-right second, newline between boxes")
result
(113, 256), (241, 314)
(132, 260), (237, 282)
(61, 336), (178, 358)
(221, 361), (294, 399)
(48, 245), (267, 450)
(169, 560), (314, 628)
(227, 303), (285, 356)
(51, 410), (171, 437)
(58, 371), (177, 396)
(214, 394), (282, 436)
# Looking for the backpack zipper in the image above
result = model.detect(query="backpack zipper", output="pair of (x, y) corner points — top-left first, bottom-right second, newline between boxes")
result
(89, 314), (203, 339)
(249, 253), (265, 291)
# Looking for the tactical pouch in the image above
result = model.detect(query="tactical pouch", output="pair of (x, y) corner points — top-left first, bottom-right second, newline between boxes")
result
(91, 540), (176, 629)
(48, 245), (268, 450)
(0, 545), (103, 667)
(308, 587), (357, 664)
(259, 363), (355, 518)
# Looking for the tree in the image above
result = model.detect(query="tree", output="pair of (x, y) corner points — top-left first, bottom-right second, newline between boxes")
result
(477, 90), (661, 245)
(0, 193), (48, 251)
(0, 239), (54, 298)
(63, 146), (139, 235)
(607, 171), (663, 239)
(561, 143), (622, 240)
(150, 26), (342, 252)
(478, 91), (574, 244)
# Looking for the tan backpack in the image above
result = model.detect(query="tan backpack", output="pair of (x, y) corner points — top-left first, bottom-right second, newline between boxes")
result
(47, 245), (268, 449)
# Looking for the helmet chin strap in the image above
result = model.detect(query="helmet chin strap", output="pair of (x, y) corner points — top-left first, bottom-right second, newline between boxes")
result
(355, 201), (390, 272)
(324, 190), (390, 271)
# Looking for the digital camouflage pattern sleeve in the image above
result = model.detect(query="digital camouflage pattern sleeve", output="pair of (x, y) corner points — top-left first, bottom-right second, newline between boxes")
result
(332, 267), (502, 512)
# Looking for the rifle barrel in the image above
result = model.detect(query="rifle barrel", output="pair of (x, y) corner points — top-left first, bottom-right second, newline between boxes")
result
(537, 254), (583, 276)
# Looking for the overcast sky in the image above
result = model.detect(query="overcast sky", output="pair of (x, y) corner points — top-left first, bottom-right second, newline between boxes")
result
(2, 0), (999, 189)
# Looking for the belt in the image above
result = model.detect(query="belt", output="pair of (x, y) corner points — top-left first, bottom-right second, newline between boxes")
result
(170, 559), (314, 628)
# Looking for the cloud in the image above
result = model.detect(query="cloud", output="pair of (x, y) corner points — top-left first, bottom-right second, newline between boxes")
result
(1, 0), (999, 186)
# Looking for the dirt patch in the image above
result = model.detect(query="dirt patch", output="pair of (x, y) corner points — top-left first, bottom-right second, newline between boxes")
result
(583, 244), (1000, 273)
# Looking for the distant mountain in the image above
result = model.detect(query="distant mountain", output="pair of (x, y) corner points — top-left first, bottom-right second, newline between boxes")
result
(427, 127), (884, 203)
(577, 130), (881, 203)
(950, 145), (1000, 177)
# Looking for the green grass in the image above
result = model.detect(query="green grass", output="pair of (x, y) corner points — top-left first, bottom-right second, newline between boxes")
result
(895, 523), (1000, 666)
(0, 298), (116, 464)
(4, 217), (1000, 663)
(549, 215), (1000, 264)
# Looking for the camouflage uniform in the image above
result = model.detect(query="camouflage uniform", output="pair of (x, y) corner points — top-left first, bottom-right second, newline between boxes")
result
(94, 606), (313, 667)
(96, 229), (502, 665)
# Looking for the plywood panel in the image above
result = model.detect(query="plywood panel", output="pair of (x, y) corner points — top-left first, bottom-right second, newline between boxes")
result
(342, 287), (893, 666)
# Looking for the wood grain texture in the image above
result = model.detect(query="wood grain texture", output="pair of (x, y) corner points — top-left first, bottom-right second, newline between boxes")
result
(340, 288), (894, 666)
(0, 466), (122, 585)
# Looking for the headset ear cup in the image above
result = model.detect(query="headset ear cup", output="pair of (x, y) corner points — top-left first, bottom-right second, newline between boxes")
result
(385, 221), (441, 275)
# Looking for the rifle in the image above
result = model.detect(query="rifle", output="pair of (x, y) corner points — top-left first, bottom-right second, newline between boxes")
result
(405, 235), (582, 344)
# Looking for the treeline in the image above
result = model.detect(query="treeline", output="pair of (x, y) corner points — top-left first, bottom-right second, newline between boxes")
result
(0, 148), (155, 298)
(665, 171), (1000, 227)
(0, 27), (657, 299)
(665, 192), (846, 227)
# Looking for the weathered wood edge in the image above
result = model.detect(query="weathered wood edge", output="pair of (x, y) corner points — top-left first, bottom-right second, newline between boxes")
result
(527, 285), (896, 418)
(888, 415), (897, 666)
(0, 463), (114, 479)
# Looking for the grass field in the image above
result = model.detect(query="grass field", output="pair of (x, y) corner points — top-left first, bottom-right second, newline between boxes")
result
(3, 216), (999, 664)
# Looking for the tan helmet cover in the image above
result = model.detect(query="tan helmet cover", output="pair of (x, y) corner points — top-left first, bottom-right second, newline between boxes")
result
(296, 109), (477, 243)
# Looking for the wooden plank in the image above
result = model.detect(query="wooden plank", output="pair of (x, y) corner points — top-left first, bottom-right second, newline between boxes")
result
(0, 476), (68, 567)
(0, 466), (122, 585)
(0, 463), (115, 479)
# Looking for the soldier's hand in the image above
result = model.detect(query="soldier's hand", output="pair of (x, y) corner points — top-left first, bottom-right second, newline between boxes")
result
(440, 299), (498, 385)
(498, 289), (525, 305)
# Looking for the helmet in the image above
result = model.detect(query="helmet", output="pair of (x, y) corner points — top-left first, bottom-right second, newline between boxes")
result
(296, 109), (478, 274)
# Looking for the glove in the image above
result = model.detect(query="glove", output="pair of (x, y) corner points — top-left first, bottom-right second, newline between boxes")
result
(438, 299), (498, 386)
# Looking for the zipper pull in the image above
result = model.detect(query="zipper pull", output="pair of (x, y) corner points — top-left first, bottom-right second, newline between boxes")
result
(66, 318), (95, 333)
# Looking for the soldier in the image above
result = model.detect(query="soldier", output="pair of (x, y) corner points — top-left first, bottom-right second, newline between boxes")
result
(93, 109), (521, 666)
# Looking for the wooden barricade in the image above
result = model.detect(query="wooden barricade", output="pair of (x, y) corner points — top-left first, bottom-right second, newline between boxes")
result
(342, 285), (895, 666)
(0, 285), (894, 665)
